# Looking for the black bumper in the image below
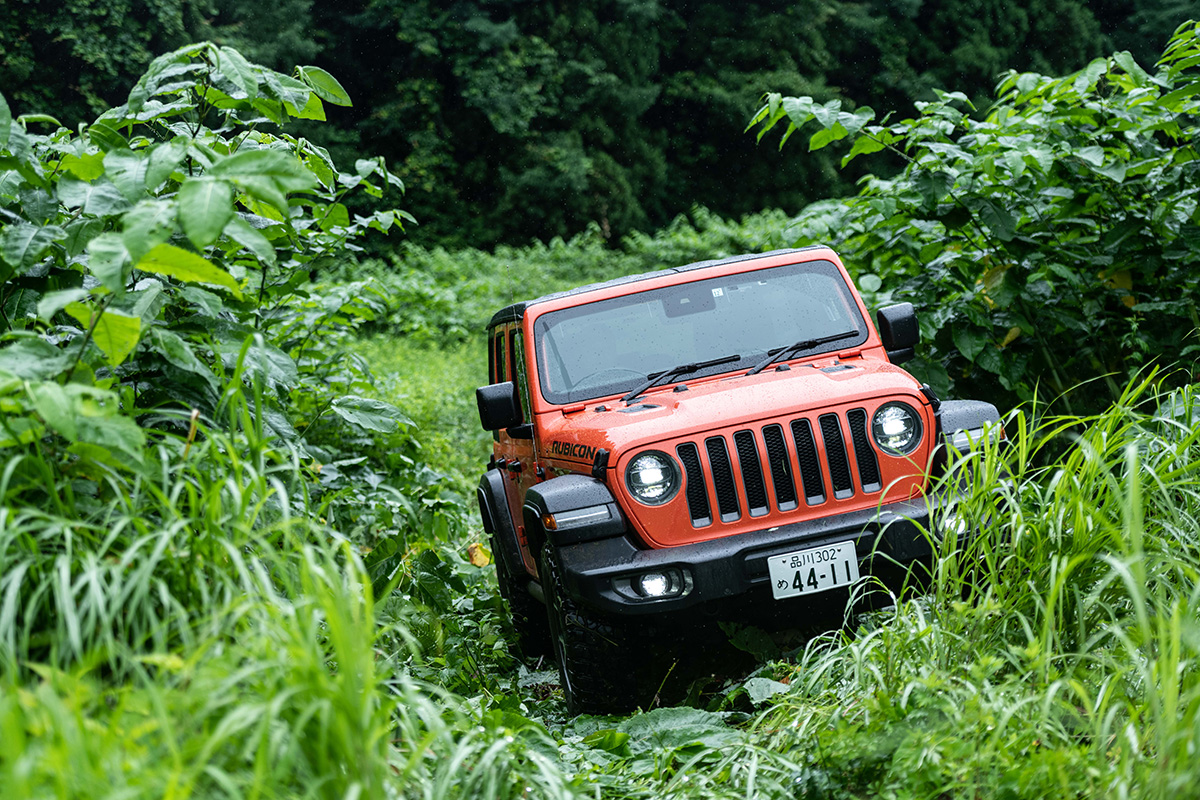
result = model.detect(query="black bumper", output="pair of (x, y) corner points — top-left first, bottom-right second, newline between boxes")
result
(556, 494), (943, 616)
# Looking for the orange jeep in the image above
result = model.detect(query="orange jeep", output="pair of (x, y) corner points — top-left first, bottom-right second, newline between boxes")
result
(475, 246), (999, 713)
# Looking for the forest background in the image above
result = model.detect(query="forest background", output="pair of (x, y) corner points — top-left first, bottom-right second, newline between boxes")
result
(2, 1), (1200, 798)
(4, 0), (1192, 248)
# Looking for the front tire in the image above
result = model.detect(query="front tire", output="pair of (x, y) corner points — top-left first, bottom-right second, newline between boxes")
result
(541, 544), (658, 714)
(494, 541), (552, 660)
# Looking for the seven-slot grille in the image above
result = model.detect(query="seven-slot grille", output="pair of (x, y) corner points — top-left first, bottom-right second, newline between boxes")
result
(676, 408), (883, 527)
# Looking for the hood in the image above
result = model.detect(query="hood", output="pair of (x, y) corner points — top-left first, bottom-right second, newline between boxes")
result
(536, 355), (924, 460)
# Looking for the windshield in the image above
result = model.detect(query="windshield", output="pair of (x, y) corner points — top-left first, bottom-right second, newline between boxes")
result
(533, 259), (869, 404)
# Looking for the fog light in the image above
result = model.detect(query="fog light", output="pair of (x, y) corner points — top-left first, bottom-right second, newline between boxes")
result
(612, 567), (693, 601)
(637, 572), (671, 597)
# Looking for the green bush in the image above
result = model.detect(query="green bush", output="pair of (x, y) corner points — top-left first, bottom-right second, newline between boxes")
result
(752, 20), (1200, 412)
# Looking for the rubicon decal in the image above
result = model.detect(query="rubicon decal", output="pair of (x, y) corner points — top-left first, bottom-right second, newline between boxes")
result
(548, 441), (597, 460)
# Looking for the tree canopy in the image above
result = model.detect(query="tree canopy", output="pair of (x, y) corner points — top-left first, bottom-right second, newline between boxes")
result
(1, 0), (1194, 247)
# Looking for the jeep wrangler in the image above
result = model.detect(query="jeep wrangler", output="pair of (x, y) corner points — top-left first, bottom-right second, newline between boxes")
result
(475, 246), (999, 713)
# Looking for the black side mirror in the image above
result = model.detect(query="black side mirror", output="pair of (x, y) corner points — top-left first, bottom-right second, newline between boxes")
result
(477, 381), (523, 431)
(876, 303), (919, 365)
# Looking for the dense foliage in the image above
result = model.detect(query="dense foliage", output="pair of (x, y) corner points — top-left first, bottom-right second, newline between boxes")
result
(5, 13), (1200, 800)
(752, 20), (1200, 412)
(4, 0), (1195, 246)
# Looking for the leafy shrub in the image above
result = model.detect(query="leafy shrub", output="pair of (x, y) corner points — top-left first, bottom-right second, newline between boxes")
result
(751, 20), (1200, 411)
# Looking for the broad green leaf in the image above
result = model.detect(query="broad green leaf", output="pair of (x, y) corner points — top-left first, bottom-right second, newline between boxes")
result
(224, 216), (276, 266)
(618, 707), (736, 754)
(250, 98), (286, 126)
(29, 382), (76, 440)
(17, 187), (55, 224)
(76, 413), (145, 464)
(975, 198), (1016, 241)
(1113, 51), (1151, 85)
(59, 152), (106, 180)
(216, 46), (259, 97)
(261, 70), (312, 112)
(103, 149), (149, 201)
(0, 339), (71, 380)
(952, 324), (988, 362)
(286, 91), (326, 121)
(57, 179), (132, 216)
(86, 122), (128, 152)
(808, 123), (847, 151)
(915, 170), (953, 208)
(841, 133), (886, 166)
(318, 202), (350, 232)
(37, 288), (89, 321)
(65, 303), (142, 367)
(582, 729), (630, 754)
(297, 66), (352, 106)
(219, 338), (298, 390)
(178, 178), (235, 248)
(1093, 161), (1128, 182)
(121, 200), (175, 263)
(781, 96), (815, 128)
(840, 106), (875, 135)
(810, 99), (842, 127)
(742, 677), (791, 705)
(1075, 146), (1105, 166)
(212, 149), (318, 193)
(62, 218), (104, 257)
(149, 328), (217, 387)
(1, 223), (65, 271)
(145, 141), (187, 189)
(87, 233), (132, 293)
(3, 287), (39, 327)
(129, 280), (166, 325)
(0, 417), (43, 448)
(136, 244), (243, 298)
(238, 186), (289, 218)
(858, 274), (882, 292)
(330, 396), (413, 433)
(0, 92), (9, 149)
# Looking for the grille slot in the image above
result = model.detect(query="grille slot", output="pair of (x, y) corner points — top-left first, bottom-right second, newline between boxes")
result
(819, 414), (854, 499)
(677, 410), (885, 527)
(790, 419), (826, 505)
(733, 430), (768, 517)
(762, 424), (797, 511)
(705, 437), (741, 522)
(677, 443), (712, 527)
(847, 409), (881, 493)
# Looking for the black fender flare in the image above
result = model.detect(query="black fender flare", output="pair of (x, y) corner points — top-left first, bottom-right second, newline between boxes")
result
(933, 399), (1003, 472)
(477, 469), (526, 580)
(522, 474), (627, 553)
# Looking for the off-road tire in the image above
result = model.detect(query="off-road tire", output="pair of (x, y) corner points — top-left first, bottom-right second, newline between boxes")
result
(541, 544), (657, 715)
(494, 541), (552, 660)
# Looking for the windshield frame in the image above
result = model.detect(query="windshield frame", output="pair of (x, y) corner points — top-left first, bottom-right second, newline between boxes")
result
(530, 258), (871, 406)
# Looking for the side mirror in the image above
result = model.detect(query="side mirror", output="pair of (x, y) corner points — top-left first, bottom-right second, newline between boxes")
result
(876, 303), (919, 365)
(477, 381), (523, 431)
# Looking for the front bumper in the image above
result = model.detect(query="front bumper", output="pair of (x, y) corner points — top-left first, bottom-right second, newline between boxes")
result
(556, 493), (943, 616)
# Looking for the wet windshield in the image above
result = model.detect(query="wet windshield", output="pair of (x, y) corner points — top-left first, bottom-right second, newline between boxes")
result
(532, 259), (869, 404)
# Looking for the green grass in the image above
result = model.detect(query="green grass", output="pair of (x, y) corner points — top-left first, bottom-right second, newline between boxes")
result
(7, 278), (1200, 798)
(353, 336), (491, 491)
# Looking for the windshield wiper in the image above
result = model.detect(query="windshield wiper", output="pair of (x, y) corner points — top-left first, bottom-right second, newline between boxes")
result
(744, 330), (860, 376)
(622, 353), (742, 404)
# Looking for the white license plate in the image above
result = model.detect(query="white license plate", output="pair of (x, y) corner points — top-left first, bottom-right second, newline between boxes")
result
(767, 540), (860, 600)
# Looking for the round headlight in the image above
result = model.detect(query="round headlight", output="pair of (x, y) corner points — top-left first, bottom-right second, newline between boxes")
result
(872, 402), (923, 455)
(625, 451), (680, 505)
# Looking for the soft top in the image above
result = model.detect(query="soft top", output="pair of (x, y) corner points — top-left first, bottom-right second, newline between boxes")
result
(486, 246), (828, 329)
